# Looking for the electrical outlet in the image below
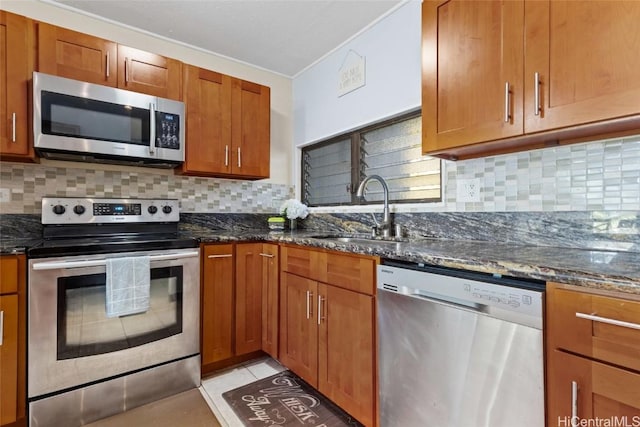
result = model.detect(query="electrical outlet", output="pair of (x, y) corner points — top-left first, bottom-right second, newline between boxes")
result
(0, 188), (10, 203)
(456, 178), (482, 202)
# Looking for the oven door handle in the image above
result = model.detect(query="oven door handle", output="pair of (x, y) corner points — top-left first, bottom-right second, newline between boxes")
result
(31, 250), (200, 271)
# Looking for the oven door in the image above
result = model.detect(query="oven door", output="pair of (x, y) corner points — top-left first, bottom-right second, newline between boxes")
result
(27, 248), (199, 399)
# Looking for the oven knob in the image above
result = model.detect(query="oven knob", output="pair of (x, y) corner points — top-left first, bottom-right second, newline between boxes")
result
(73, 205), (85, 215)
(162, 205), (172, 214)
(148, 205), (158, 214)
(52, 204), (66, 215)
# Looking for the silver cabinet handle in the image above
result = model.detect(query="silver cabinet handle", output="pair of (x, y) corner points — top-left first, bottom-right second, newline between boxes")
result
(125, 57), (130, 83)
(149, 103), (156, 155)
(32, 251), (200, 270)
(0, 310), (3, 346)
(317, 296), (325, 325)
(504, 82), (511, 123)
(306, 291), (312, 319)
(259, 253), (274, 258)
(534, 72), (541, 116)
(571, 381), (578, 421)
(106, 51), (110, 78)
(237, 147), (242, 168)
(224, 145), (229, 167)
(576, 312), (640, 330)
(207, 254), (233, 259)
(11, 113), (16, 142)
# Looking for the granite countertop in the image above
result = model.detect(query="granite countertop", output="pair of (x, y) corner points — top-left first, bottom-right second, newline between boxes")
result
(3, 227), (639, 296)
(190, 228), (640, 296)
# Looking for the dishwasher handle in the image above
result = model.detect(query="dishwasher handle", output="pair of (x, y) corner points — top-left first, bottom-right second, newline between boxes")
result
(410, 289), (486, 313)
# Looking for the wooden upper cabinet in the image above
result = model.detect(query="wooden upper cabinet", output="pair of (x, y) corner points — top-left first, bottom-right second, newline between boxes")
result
(37, 23), (181, 100)
(0, 11), (35, 161)
(524, 1), (640, 133)
(117, 45), (182, 100)
(231, 79), (270, 179)
(179, 65), (270, 179)
(37, 23), (117, 87)
(423, 0), (640, 160)
(422, 0), (524, 152)
(180, 65), (232, 175)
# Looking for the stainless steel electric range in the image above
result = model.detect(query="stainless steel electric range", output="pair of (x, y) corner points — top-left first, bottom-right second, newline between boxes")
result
(27, 197), (200, 427)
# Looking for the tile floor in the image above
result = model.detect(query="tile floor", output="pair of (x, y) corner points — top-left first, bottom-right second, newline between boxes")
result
(198, 356), (287, 426)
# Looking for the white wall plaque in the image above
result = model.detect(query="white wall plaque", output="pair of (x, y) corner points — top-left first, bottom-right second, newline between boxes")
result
(338, 50), (366, 97)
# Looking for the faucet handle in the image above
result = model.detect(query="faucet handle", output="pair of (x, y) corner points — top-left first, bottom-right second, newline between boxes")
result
(370, 226), (378, 238)
(394, 223), (403, 238)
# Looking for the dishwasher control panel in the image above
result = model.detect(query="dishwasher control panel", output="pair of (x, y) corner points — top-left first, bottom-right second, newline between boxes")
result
(377, 264), (543, 329)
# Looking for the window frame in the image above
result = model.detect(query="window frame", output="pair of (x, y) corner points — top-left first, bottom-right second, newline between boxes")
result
(301, 109), (441, 207)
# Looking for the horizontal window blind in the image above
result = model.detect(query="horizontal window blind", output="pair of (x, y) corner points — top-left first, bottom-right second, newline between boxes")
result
(302, 110), (441, 207)
(303, 137), (352, 206)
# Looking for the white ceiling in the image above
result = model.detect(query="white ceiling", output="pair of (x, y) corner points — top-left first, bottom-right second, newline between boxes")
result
(50, 0), (403, 78)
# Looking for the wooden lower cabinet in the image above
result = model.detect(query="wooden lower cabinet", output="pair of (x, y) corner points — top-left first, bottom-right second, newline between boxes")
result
(546, 282), (640, 425)
(0, 254), (26, 427)
(0, 294), (18, 426)
(547, 349), (640, 422)
(201, 243), (279, 371)
(201, 244), (234, 366)
(279, 270), (375, 426)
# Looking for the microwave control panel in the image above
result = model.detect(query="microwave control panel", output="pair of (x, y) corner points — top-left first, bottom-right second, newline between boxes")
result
(155, 112), (180, 149)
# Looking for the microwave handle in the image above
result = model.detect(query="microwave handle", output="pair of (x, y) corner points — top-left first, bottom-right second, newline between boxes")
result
(149, 103), (156, 155)
(31, 250), (199, 271)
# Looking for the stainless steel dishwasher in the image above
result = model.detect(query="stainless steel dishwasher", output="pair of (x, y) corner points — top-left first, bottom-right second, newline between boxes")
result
(377, 260), (545, 427)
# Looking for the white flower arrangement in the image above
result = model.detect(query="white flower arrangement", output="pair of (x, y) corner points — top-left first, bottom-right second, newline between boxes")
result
(280, 199), (309, 220)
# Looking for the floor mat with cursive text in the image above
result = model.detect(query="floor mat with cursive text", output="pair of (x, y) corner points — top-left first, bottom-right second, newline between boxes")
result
(222, 370), (364, 426)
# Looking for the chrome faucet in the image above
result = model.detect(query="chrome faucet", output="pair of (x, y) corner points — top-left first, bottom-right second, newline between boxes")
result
(356, 174), (392, 238)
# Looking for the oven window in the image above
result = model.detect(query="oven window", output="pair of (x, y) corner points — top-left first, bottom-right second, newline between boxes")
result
(57, 266), (183, 360)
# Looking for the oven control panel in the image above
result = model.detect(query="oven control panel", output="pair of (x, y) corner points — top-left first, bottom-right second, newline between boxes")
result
(41, 197), (179, 224)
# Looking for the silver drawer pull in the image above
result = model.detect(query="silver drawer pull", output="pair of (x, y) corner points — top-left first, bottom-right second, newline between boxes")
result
(32, 251), (200, 270)
(259, 253), (274, 258)
(575, 312), (640, 330)
(306, 291), (312, 319)
(207, 254), (233, 259)
(0, 310), (4, 346)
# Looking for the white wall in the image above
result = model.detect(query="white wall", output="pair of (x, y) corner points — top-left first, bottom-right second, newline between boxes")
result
(1, 0), (293, 186)
(293, 1), (421, 147)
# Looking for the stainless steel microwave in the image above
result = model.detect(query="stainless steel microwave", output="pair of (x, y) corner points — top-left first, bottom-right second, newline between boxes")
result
(33, 72), (185, 168)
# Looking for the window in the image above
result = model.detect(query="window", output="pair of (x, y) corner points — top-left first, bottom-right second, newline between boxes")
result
(302, 111), (441, 206)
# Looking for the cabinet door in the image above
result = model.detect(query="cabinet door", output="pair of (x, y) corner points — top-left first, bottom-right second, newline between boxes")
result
(525, 1), (640, 133)
(318, 283), (375, 427)
(547, 350), (640, 423)
(235, 243), (263, 355)
(37, 23), (117, 86)
(0, 294), (18, 425)
(201, 244), (234, 366)
(422, 0), (524, 153)
(0, 12), (33, 158)
(261, 244), (279, 358)
(279, 273), (318, 387)
(231, 78), (270, 179)
(117, 45), (182, 100)
(181, 65), (232, 175)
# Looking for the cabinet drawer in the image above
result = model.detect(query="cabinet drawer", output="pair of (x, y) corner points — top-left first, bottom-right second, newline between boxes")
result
(547, 283), (640, 371)
(326, 252), (375, 295)
(281, 245), (325, 281)
(0, 256), (19, 294)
